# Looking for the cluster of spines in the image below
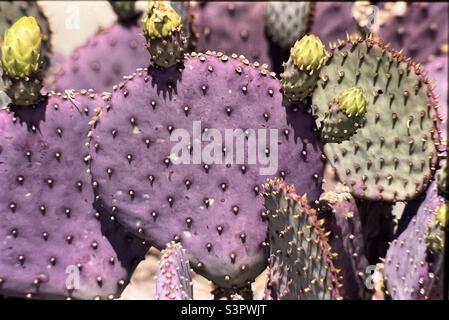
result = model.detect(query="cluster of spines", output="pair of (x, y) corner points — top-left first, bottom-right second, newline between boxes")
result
(262, 178), (343, 300)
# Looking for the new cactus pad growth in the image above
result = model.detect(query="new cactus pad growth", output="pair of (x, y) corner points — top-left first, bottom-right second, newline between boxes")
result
(1, 17), (44, 106)
(143, 1), (187, 68)
(320, 86), (368, 143)
(310, 34), (441, 202)
(1, 17), (41, 78)
(263, 179), (342, 300)
(0, 1), (52, 72)
(281, 34), (328, 102)
(156, 241), (193, 300)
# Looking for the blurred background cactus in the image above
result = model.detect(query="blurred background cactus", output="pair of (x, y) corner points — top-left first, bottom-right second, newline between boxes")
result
(0, 1), (447, 300)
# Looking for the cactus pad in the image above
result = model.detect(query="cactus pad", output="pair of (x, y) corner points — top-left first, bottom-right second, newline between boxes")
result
(192, 2), (271, 68)
(155, 241), (193, 300)
(263, 179), (342, 300)
(89, 52), (324, 288)
(384, 181), (445, 299)
(265, 2), (314, 49)
(379, 2), (449, 63)
(0, 92), (148, 299)
(311, 35), (440, 202)
(54, 24), (148, 92)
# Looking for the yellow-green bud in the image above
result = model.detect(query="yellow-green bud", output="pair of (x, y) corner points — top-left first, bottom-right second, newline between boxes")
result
(1, 17), (42, 78)
(290, 35), (328, 73)
(436, 203), (448, 228)
(338, 86), (368, 117)
(142, 1), (182, 39)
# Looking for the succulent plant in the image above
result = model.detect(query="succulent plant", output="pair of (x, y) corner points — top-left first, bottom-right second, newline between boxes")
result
(52, 1), (147, 92)
(88, 50), (324, 292)
(155, 241), (193, 300)
(0, 20), (149, 299)
(142, 0), (187, 68)
(306, 34), (441, 202)
(317, 165), (395, 299)
(263, 178), (342, 300)
(379, 2), (448, 64)
(192, 2), (270, 69)
(192, 2), (318, 75)
(1, 16), (44, 106)
(265, 2), (314, 50)
(383, 181), (446, 299)
(88, 5), (325, 292)
(281, 34), (329, 102)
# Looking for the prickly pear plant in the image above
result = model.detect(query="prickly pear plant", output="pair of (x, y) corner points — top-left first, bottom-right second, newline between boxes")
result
(192, 1), (317, 74)
(316, 164), (395, 299)
(310, 2), (360, 48)
(0, 21), (149, 299)
(155, 241), (193, 300)
(304, 34), (441, 202)
(192, 2), (270, 68)
(379, 2), (449, 64)
(88, 2), (325, 292)
(265, 2), (314, 50)
(383, 182), (446, 299)
(53, 1), (147, 92)
(0, 1), (52, 71)
(1, 16), (44, 106)
(263, 179), (342, 300)
(142, 1), (187, 68)
(317, 177), (370, 300)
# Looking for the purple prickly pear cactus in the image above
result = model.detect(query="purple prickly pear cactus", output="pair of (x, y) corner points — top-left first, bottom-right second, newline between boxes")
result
(0, 92), (149, 299)
(88, 51), (325, 290)
(156, 241), (193, 300)
(53, 23), (148, 92)
(310, 2), (360, 47)
(383, 181), (446, 300)
(317, 165), (395, 299)
(379, 2), (448, 64)
(192, 2), (271, 68)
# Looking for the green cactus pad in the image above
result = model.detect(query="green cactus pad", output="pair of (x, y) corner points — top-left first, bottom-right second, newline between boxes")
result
(281, 35), (328, 102)
(263, 179), (342, 300)
(311, 35), (440, 202)
(1, 16), (42, 78)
